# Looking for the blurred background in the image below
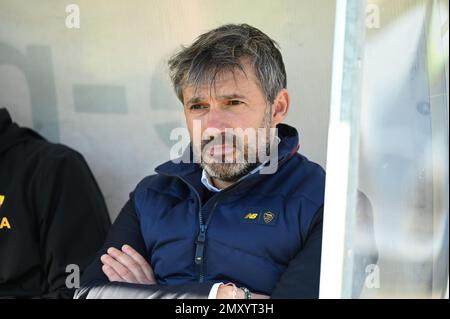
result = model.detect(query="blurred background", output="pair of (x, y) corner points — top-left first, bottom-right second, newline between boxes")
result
(356, 0), (449, 298)
(320, 0), (448, 299)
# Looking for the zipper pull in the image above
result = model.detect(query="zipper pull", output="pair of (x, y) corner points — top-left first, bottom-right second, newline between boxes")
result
(194, 225), (206, 265)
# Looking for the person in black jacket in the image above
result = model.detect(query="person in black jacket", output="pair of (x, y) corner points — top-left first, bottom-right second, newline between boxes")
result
(0, 108), (111, 298)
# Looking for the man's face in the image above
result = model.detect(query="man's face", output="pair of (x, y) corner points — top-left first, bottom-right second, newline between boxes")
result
(182, 61), (273, 182)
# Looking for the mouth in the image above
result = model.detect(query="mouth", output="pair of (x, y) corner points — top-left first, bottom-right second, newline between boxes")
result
(209, 144), (235, 156)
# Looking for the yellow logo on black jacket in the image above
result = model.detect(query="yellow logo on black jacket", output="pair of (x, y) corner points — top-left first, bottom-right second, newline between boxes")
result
(0, 194), (11, 229)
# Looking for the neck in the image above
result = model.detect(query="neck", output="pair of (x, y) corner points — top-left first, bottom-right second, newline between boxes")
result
(211, 177), (235, 190)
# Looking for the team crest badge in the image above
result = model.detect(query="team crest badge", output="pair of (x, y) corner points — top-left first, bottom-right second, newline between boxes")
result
(263, 212), (274, 224)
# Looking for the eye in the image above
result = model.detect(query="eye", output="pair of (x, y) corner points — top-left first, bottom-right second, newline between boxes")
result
(228, 100), (243, 106)
(189, 104), (208, 111)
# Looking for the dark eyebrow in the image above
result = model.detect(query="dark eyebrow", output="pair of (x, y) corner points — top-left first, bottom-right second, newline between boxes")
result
(218, 94), (246, 100)
(186, 96), (205, 105)
(186, 94), (245, 105)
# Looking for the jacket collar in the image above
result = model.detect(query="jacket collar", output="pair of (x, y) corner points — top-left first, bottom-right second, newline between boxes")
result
(155, 123), (300, 183)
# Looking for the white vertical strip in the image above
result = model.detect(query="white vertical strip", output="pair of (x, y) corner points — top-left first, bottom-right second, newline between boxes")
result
(319, 0), (349, 299)
(437, 0), (449, 300)
(446, 277), (449, 299)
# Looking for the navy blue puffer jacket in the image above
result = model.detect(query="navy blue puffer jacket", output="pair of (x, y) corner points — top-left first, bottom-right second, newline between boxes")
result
(133, 123), (325, 294)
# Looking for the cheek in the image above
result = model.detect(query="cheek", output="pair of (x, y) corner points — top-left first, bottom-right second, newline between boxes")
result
(184, 112), (197, 131)
(182, 117), (195, 142)
(246, 103), (268, 122)
(241, 112), (267, 129)
(184, 118), (206, 146)
(186, 117), (206, 136)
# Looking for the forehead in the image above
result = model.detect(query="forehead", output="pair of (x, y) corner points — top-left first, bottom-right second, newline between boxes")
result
(182, 62), (262, 103)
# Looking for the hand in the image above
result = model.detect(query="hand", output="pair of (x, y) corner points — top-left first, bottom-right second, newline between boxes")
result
(216, 284), (270, 299)
(101, 244), (156, 285)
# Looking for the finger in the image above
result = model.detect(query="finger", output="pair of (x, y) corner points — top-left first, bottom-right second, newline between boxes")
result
(101, 254), (125, 281)
(122, 245), (156, 282)
(102, 264), (123, 282)
(107, 247), (150, 284)
(100, 253), (138, 283)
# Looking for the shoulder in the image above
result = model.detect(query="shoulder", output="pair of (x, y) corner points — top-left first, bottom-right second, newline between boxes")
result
(35, 141), (85, 162)
(283, 154), (325, 241)
(134, 173), (180, 195)
(283, 153), (326, 207)
(133, 172), (190, 204)
(29, 141), (91, 176)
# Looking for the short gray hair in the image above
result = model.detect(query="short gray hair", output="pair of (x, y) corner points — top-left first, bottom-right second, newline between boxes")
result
(168, 23), (287, 104)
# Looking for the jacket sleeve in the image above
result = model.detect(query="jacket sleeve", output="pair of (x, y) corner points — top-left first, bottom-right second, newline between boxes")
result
(270, 207), (323, 299)
(33, 146), (111, 299)
(75, 193), (215, 299)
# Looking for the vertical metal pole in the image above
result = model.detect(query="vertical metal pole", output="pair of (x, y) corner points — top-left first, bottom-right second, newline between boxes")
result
(319, 0), (366, 299)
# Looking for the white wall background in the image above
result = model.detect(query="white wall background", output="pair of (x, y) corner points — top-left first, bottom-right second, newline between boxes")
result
(0, 0), (335, 220)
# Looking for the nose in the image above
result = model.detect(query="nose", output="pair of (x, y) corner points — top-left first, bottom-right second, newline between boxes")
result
(204, 107), (228, 132)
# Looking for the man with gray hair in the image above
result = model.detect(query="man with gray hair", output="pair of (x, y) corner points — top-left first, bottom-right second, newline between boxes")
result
(76, 23), (325, 299)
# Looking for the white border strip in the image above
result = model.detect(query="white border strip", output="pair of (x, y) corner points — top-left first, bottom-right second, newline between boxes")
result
(319, 0), (349, 299)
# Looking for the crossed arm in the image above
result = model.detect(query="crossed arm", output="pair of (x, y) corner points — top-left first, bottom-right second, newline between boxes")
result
(100, 244), (269, 298)
(75, 194), (323, 299)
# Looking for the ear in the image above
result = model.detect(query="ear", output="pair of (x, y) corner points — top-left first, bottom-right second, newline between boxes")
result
(271, 89), (290, 127)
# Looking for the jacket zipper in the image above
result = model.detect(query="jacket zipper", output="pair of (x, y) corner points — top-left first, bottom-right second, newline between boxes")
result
(157, 157), (291, 282)
(174, 175), (222, 282)
(194, 200), (219, 282)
